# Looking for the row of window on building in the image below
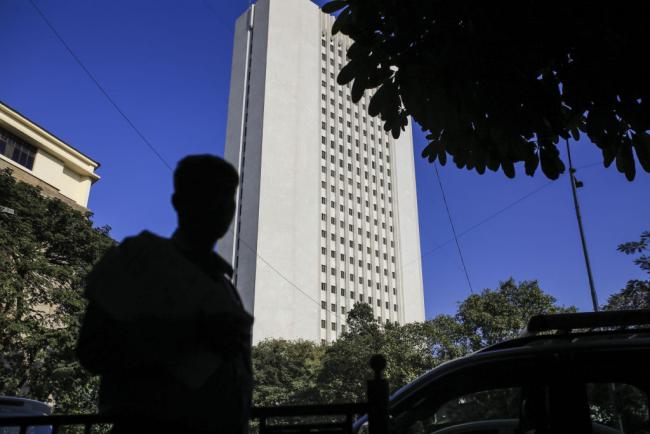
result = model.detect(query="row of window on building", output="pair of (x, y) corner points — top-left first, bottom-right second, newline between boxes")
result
(0, 127), (37, 170)
(318, 32), (400, 337)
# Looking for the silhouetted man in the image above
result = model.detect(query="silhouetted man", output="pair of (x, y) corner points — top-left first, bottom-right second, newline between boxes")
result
(77, 155), (253, 434)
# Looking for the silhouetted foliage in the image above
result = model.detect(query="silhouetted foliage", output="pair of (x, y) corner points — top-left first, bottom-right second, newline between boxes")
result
(605, 230), (650, 310)
(617, 230), (650, 275)
(322, 0), (650, 180)
(604, 280), (650, 311)
(0, 169), (115, 413)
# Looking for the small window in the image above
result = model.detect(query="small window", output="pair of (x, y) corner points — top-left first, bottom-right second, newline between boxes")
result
(321, 320), (326, 328)
(587, 383), (649, 432)
(0, 127), (37, 170)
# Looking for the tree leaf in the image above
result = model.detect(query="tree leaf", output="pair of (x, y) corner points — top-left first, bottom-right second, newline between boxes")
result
(368, 82), (391, 117)
(502, 160), (515, 178)
(337, 60), (360, 85)
(524, 153), (539, 176)
(616, 139), (636, 181)
(331, 7), (351, 35)
(321, 0), (347, 14)
(632, 132), (650, 173)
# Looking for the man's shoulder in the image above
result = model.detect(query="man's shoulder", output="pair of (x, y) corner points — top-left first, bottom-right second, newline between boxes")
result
(114, 231), (174, 257)
(121, 230), (169, 248)
(210, 252), (234, 278)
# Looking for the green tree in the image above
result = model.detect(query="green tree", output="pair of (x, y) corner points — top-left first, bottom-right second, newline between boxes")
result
(316, 304), (435, 403)
(252, 339), (324, 406)
(604, 230), (650, 310)
(457, 278), (576, 351)
(322, 0), (650, 180)
(346, 302), (379, 335)
(423, 314), (470, 362)
(316, 305), (381, 403)
(0, 168), (114, 413)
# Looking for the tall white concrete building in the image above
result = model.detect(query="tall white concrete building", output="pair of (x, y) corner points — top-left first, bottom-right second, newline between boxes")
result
(220, 0), (424, 344)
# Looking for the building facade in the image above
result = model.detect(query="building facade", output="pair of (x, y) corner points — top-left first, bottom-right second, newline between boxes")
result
(220, 0), (424, 343)
(0, 102), (100, 211)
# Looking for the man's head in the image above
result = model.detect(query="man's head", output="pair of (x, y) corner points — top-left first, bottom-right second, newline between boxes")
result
(172, 155), (239, 251)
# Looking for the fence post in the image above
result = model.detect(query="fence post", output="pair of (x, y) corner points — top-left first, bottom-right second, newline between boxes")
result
(366, 354), (389, 434)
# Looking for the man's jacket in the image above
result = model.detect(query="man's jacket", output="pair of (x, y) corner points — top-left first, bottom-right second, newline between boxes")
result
(76, 231), (253, 433)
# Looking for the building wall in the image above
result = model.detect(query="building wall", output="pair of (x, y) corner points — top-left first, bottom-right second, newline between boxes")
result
(221, 6), (262, 315)
(253, 0), (322, 342)
(221, 0), (424, 344)
(31, 150), (92, 207)
(392, 121), (426, 323)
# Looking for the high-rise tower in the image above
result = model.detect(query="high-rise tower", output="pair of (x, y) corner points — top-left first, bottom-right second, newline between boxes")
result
(220, 0), (424, 343)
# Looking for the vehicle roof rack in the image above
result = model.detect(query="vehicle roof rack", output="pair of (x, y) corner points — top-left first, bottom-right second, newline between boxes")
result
(526, 310), (650, 335)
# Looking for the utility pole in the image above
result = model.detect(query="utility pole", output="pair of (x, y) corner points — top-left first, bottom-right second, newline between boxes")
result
(565, 139), (599, 312)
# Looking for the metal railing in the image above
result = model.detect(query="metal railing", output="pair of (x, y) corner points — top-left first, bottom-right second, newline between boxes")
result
(0, 355), (389, 434)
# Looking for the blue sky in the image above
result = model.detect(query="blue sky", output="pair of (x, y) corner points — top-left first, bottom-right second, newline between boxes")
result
(2, 0), (648, 318)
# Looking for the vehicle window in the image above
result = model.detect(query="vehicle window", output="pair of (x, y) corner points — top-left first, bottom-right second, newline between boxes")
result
(434, 388), (521, 426)
(401, 387), (521, 434)
(587, 383), (650, 433)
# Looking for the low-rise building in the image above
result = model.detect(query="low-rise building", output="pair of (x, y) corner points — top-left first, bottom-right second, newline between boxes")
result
(0, 102), (99, 212)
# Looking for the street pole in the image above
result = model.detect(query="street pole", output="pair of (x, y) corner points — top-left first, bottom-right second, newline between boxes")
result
(565, 139), (599, 312)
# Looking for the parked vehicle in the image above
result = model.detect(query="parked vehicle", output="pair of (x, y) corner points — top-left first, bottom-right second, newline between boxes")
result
(355, 310), (650, 433)
(0, 397), (52, 434)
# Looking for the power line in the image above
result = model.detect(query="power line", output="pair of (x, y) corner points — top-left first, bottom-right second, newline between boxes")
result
(575, 161), (602, 170)
(410, 159), (603, 268)
(237, 238), (321, 307)
(433, 163), (474, 294)
(28, 0), (172, 171)
(414, 180), (555, 263)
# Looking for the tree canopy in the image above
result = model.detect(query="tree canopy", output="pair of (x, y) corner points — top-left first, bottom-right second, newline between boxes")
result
(0, 169), (114, 413)
(322, 0), (650, 180)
